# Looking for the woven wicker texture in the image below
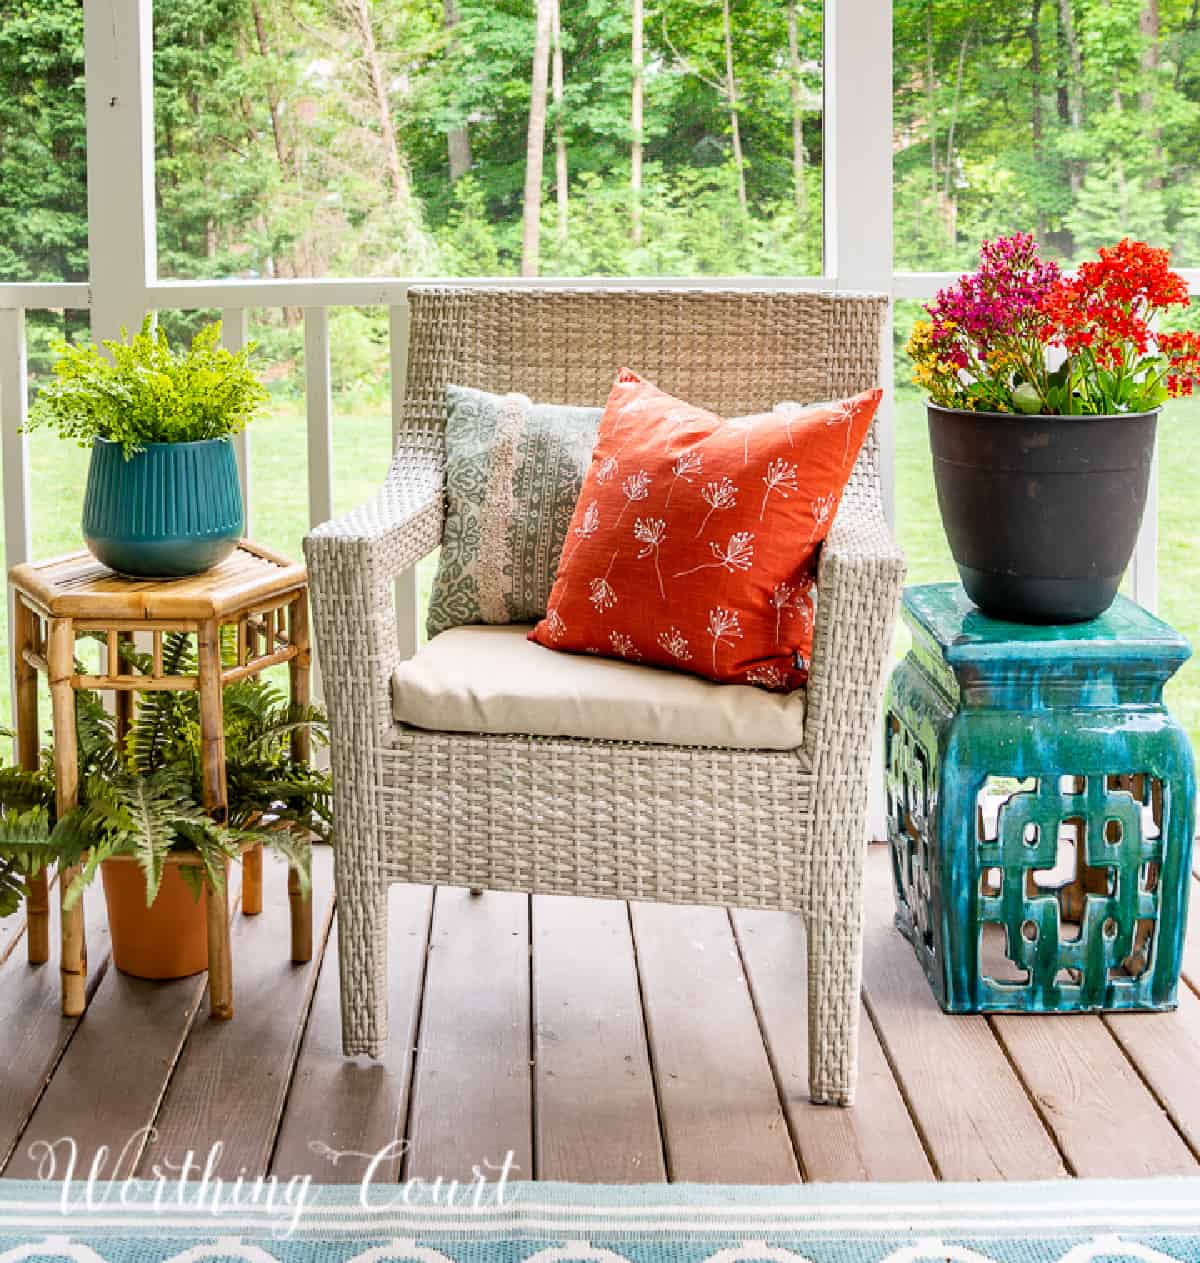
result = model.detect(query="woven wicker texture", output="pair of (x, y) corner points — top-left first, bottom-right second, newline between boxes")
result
(304, 287), (905, 1105)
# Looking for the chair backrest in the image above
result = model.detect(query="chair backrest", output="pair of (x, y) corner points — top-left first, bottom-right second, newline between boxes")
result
(399, 286), (888, 495)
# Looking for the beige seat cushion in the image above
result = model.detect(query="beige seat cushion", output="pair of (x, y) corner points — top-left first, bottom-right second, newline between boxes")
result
(391, 624), (806, 750)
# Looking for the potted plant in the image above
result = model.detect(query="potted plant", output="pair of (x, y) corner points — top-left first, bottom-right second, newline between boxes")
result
(27, 317), (267, 578)
(0, 640), (331, 979)
(907, 235), (1200, 623)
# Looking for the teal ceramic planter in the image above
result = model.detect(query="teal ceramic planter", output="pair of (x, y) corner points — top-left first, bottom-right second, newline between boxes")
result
(82, 437), (244, 578)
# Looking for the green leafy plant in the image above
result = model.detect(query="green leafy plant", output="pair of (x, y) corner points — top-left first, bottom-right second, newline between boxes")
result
(26, 317), (269, 458)
(0, 639), (330, 914)
(0, 733), (56, 919)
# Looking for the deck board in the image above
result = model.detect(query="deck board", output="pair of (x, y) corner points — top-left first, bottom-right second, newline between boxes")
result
(0, 910), (27, 968)
(404, 887), (533, 1183)
(4, 968), (206, 1180)
(269, 884), (434, 1184)
(732, 907), (934, 1182)
(0, 885), (111, 1174)
(990, 1010), (1197, 1177)
(860, 846), (1068, 1181)
(3, 874), (245, 1181)
(532, 895), (665, 1182)
(1103, 989), (1200, 1163)
(631, 902), (799, 1183)
(4, 843), (1200, 1186)
(135, 848), (335, 1179)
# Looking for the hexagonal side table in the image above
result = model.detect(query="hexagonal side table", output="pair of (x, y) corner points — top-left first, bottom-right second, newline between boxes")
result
(10, 540), (313, 1021)
(885, 582), (1197, 1014)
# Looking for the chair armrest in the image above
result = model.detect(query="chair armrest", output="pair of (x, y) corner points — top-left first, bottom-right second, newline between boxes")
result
(804, 489), (906, 762)
(304, 450), (444, 749)
(306, 448), (444, 567)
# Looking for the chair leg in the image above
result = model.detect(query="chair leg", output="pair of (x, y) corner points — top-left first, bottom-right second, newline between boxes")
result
(806, 911), (863, 1106)
(339, 883), (388, 1057)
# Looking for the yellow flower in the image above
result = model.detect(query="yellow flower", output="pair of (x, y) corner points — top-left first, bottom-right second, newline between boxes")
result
(906, 320), (934, 360)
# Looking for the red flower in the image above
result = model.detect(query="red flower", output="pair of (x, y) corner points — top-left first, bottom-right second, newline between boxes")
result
(1159, 329), (1200, 397)
(1039, 237), (1191, 372)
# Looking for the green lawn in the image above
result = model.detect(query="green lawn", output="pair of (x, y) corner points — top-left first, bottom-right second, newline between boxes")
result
(5, 392), (1199, 755)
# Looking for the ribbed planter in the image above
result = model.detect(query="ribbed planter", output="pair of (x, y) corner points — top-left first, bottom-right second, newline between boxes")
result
(82, 437), (244, 578)
(928, 403), (1158, 623)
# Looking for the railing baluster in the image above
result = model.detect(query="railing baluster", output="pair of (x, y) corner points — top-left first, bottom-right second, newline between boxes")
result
(221, 307), (252, 535)
(389, 298), (419, 661)
(1130, 450), (1160, 614)
(0, 308), (32, 723)
(303, 307), (335, 703)
(303, 307), (334, 530)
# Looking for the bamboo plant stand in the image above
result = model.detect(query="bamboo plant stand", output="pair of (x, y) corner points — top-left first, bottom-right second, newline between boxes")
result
(9, 540), (313, 1021)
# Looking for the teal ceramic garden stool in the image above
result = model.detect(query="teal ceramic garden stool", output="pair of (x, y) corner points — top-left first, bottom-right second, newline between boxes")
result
(885, 582), (1196, 1014)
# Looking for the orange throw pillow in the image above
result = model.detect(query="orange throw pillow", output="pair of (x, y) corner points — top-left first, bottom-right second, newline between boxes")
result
(529, 371), (882, 690)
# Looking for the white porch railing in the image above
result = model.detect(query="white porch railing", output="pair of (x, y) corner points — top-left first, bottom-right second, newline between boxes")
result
(0, 276), (847, 679)
(0, 267), (1176, 669)
(0, 0), (1184, 725)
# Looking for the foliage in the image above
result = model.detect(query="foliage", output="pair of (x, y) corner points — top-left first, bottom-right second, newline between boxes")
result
(893, 0), (1200, 271)
(0, 0), (1197, 296)
(908, 233), (1200, 415)
(0, 1), (87, 358)
(0, 642), (330, 916)
(26, 317), (269, 457)
(0, 726), (56, 919)
(3, 0), (1200, 396)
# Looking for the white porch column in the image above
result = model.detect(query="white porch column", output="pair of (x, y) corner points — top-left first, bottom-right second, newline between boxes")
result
(84, 0), (157, 343)
(825, 0), (895, 522)
(824, 0), (894, 842)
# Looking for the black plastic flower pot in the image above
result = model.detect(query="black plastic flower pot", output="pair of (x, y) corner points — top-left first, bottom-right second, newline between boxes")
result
(927, 402), (1158, 623)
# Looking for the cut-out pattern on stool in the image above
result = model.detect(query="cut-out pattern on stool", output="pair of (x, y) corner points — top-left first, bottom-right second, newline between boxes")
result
(885, 711), (938, 962)
(975, 774), (1164, 1008)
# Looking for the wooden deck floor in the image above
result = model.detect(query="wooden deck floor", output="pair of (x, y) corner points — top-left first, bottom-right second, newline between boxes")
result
(4, 843), (1200, 1186)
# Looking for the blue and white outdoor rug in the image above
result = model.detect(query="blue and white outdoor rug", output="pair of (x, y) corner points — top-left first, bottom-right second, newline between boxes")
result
(1, 1177), (1200, 1263)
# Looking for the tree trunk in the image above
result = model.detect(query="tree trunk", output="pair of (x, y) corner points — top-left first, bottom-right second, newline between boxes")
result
(1029, 0), (1043, 154)
(552, 0), (568, 243)
(521, 0), (554, 277)
(250, 0), (301, 322)
(631, 0), (644, 244)
(721, 0), (747, 209)
(1029, 0), (1046, 236)
(926, 0), (937, 200)
(251, 2), (290, 177)
(786, 1), (806, 219)
(942, 27), (970, 238)
(1141, 0), (1162, 188)
(444, 0), (473, 180)
(1058, 0), (1084, 196)
(1055, 0), (1070, 123)
(1176, 0), (1199, 90)
(341, 0), (410, 206)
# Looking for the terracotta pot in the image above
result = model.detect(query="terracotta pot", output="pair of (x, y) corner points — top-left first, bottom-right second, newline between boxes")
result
(100, 856), (213, 979)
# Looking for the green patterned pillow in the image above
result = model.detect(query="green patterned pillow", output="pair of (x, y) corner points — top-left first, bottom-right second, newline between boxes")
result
(427, 384), (603, 637)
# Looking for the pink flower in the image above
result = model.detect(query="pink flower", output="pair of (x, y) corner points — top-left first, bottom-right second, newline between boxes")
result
(926, 233), (1060, 354)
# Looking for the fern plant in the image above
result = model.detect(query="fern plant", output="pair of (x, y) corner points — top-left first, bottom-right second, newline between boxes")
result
(26, 317), (268, 458)
(0, 733), (56, 919)
(0, 643), (330, 916)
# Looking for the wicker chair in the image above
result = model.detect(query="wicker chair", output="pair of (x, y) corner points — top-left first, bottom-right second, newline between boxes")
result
(304, 287), (905, 1105)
